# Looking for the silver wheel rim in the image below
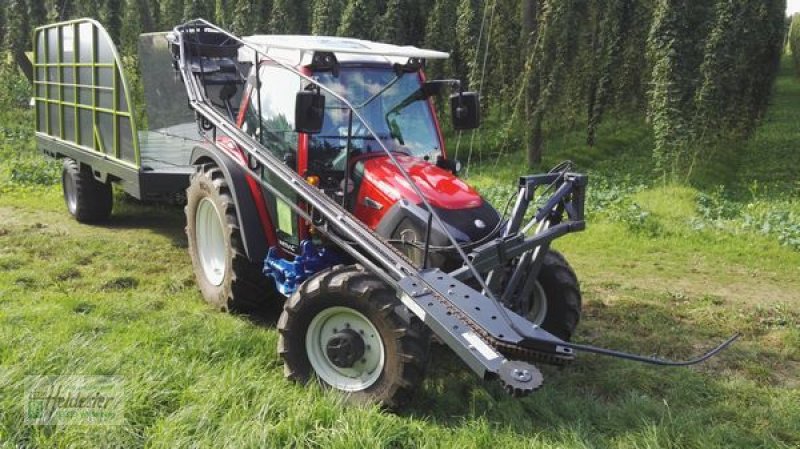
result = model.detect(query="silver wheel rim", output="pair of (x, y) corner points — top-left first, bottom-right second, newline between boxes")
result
(64, 172), (77, 214)
(195, 198), (227, 287)
(526, 281), (548, 326)
(306, 306), (385, 392)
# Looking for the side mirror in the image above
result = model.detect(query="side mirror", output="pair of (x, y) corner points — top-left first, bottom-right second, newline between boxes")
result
(450, 92), (480, 130)
(295, 90), (325, 134)
(436, 157), (462, 176)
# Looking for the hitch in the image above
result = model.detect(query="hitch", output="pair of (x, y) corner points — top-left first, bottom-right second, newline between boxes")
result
(263, 240), (343, 296)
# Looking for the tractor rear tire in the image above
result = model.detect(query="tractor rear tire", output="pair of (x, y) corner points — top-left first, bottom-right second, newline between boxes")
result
(277, 265), (429, 408)
(532, 250), (582, 341)
(61, 158), (113, 223)
(185, 163), (276, 313)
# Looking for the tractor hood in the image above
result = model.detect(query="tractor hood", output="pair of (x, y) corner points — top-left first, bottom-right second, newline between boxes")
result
(358, 154), (484, 210)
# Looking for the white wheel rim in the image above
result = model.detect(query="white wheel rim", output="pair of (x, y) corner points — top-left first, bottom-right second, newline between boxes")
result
(527, 281), (548, 326)
(195, 198), (227, 287)
(64, 172), (77, 214)
(306, 306), (385, 392)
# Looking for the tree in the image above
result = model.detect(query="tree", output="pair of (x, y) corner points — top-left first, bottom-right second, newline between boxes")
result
(311, 0), (343, 36)
(525, 0), (581, 166)
(29, 0), (47, 28)
(520, 0), (538, 51)
(269, 0), (306, 34)
(454, 0), (479, 88)
(647, 0), (689, 174)
(233, 0), (258, 34)
(485, 0), (520, 100)
(162, 0), (184, 28)
(423, 0), (457, 80)
(121, 0), (143, 52)
(379, 0), (423, 44)
(105, 0), (123, 43)
(148, 0), (161, 28)
(184, 0), (213, 20)
(214, 0), (230, 27)
(520, 0), (539, 163)
(792, 14), (800, 77)
(586, 0), (631, 146)
(55, 0), (73, 20)
(137, 0), (156, 32)
(6, 0), (32, 81)
(0, 2), (5, 53)
(337, 0), (378, 39)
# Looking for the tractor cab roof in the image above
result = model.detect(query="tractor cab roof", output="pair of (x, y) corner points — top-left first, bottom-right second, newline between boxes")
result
(240, 35), (450, 67)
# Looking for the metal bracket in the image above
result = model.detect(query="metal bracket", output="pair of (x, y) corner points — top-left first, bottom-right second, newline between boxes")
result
(397, 275), (506, 379)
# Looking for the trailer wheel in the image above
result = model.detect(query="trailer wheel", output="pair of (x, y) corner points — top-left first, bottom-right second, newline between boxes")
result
(278, 265), (428, 407)
(61, 159), (112, 223)
(185, 163), (274, 313)
(524, 250), (582, 341)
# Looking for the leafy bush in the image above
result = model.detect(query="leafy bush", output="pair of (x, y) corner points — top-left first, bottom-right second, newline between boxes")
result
(696, 186), (742, 221)
(692, 186), (800, 251)
(0, 65), (31, 110)
(8, 158), (59, 186)
(610, 202), (664, 237)
(584, 176), (646, 216)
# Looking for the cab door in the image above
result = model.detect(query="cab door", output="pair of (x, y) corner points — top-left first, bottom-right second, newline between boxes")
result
(239, 63), (305, 255)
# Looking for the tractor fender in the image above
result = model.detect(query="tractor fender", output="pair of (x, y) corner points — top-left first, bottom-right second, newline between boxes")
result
(189, 145), (269, 265)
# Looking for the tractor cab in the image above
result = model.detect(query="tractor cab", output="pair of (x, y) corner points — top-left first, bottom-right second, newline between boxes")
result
(236, 35), (492, 265)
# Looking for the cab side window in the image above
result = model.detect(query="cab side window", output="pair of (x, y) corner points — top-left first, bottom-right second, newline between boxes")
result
(242, 64), (300, 160)
(241, 64), (303, 253)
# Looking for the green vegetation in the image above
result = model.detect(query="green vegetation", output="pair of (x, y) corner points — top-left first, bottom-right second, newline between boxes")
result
(1, 17), (799, 445)
(0, 0), (787, 178)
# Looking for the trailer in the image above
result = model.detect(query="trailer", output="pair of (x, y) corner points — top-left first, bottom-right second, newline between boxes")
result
(32, 18), (738, 406)
(32, 20), (199, 221)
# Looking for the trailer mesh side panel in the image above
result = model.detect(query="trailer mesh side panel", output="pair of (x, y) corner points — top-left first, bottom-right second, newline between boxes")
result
(33, 19), (140, 167)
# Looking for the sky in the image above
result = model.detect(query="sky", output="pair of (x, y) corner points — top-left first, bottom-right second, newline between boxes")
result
(790, 0), (800, 16)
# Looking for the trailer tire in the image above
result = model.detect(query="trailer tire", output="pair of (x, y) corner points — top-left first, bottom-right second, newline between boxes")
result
(185, 163), (275, 313)
(61, 159), (112, 223)
(278, 265), (429, 408)
(531, 250), (582, 341)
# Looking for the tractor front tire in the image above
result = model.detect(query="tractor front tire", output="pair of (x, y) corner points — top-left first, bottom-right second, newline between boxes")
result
(61, 158), (113, 223)
(278, 265), (429, 408)
(185, 163), (274, 313)
(529, 250), (582, 341)
(519, 249), (581, 341)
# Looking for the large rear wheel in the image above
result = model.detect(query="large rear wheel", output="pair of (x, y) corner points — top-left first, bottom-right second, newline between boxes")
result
(185, 163), (276, 313)
(278, 265), (429, 407)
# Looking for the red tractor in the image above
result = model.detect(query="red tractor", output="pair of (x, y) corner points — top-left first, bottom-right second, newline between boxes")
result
(178, 32), (584, 404)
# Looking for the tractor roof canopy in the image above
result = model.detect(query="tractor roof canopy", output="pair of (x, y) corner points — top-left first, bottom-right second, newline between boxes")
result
(240, 35), (450, 67)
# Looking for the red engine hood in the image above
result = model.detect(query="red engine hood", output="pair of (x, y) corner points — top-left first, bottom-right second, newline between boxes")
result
(358, 155), (483, 211)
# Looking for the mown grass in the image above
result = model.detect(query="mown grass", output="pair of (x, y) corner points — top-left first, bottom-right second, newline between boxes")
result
(1, 60), (799, 448)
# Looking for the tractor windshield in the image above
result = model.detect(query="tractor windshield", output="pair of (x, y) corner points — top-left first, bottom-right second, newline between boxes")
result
(309, 67), (442, 166)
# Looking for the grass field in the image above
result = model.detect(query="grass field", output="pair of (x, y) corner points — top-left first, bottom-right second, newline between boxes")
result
(0, 60), (798, 448)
